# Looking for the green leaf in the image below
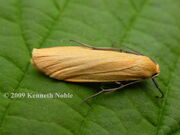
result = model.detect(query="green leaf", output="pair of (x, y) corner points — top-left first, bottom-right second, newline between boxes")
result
(0, 0), (179, 135)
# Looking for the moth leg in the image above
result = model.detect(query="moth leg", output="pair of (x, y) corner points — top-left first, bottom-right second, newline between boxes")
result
(70, 40), (142, 55)
(81, 80), (141, 103)
(115, 81), (122, 85)
(152, 78), (164, 98)
(103, 81), (123, 94)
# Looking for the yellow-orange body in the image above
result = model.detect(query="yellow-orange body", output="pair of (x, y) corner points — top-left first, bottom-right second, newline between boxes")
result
(31, 46), (160, 82)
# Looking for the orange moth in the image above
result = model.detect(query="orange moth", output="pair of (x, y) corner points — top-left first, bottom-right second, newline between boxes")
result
(31, 40), (163, 102)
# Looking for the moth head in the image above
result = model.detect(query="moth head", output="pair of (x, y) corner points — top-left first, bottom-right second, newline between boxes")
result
(152, 64), (160, 78)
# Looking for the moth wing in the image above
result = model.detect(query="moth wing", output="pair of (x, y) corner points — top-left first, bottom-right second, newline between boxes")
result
(31, 46), (157, 82)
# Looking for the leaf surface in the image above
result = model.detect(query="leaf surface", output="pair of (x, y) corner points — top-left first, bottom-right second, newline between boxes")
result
(0, 0), (179, 135)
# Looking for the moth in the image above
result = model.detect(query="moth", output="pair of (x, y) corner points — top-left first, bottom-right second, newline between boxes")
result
(31, 40), (163, 102)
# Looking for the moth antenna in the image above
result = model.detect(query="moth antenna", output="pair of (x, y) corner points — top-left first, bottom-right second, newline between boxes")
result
(81, 90), (104, 104)
(70, 40), (93, 48)
(81, 80), (141, 103)
(70, 40), (144, 55)
(123, 46), (143, 55)
(152, 78), (164, 98)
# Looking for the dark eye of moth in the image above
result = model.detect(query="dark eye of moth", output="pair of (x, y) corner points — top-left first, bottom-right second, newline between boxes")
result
(152, 73), (158, 77)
